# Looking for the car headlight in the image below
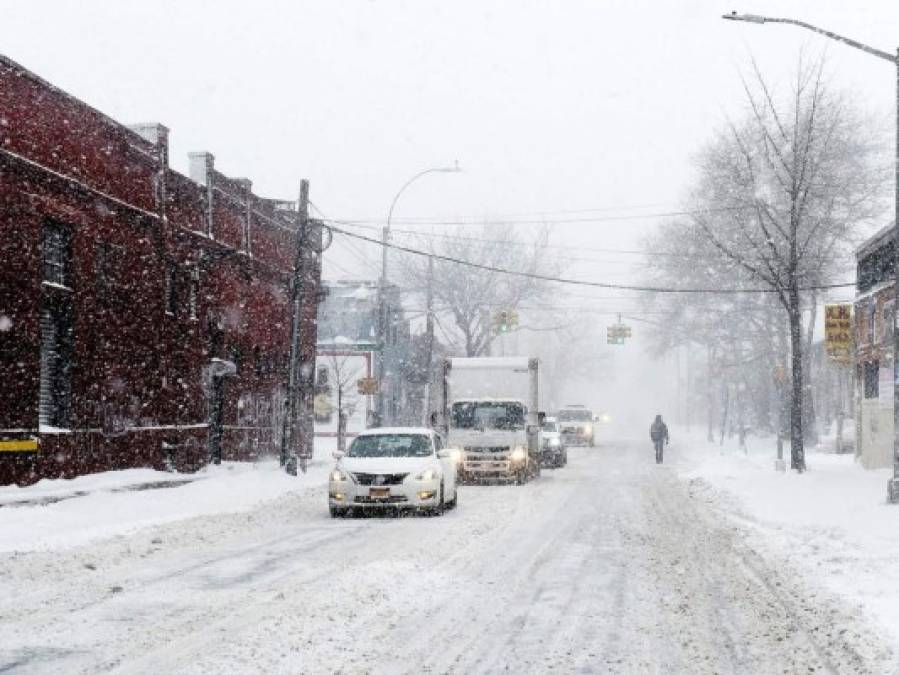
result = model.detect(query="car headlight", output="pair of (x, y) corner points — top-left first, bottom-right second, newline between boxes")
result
(582, 425), (592, 434)
(547, 437), (560, 447)
(510, 446), (527, 462)
(449, 448), (463, 464)
(416, 467), (440, 481)
(330, 469), (349, 482)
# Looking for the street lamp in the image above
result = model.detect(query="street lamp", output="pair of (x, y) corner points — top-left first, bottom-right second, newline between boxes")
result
(722, 11), (899, 501)
(376, 162), (461, 426)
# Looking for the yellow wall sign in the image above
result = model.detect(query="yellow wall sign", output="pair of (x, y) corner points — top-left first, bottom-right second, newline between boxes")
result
(825, 304), (852, 362)
(0, 439), (39, 452)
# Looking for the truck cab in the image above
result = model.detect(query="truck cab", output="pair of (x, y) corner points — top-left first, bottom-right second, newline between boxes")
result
(558, 405), (596, 447)
(438, 357), (542, 484)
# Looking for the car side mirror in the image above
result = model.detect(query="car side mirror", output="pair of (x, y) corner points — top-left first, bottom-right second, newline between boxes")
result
(332, 450), (345, 460)
(594, 416), (600, 423)
(436, 449), (451, 459)
(537, 412), (546, 426)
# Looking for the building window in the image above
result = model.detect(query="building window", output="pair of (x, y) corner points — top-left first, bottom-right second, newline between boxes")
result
(165, 264), (179, 316)
(867, 304), (876, 345)
(864, 361), (879, 399)
(885, 302), (895, 346)
(43, 221), (72, 288)
(95, 241), (123, 305)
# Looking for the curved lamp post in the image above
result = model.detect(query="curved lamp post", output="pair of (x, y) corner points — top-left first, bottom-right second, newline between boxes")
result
(377, 162), (461, 426)
(723, 11), (899, 500)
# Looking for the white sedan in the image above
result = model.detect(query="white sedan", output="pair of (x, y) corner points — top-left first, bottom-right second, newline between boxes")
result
(328, 427), (459, 517)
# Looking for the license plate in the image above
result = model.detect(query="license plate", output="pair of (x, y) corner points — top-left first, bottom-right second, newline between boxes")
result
(369, 488), (389, 499)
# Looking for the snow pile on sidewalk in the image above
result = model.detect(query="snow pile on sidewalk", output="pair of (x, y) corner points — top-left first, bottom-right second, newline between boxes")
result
(675, 433), (899, 647)
(0, 460), (327, 553)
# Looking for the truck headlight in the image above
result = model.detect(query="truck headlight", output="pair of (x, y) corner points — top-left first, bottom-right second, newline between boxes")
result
(547, 437), (560, 447)
(510, 447), (527, 462)
(582, 425), (592, 435)
(449, 448), (463, 464)
(416, 468), (440, 481)
(330, 469), (349, 483)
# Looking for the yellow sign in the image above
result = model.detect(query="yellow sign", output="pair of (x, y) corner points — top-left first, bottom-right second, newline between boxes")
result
(0, 439), (39, 453)
(825, 304), (852, 362)
(357, 377), (378, 395)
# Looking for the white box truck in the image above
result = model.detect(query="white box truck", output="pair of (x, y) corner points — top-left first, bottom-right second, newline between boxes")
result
(436, 357), (543, 483)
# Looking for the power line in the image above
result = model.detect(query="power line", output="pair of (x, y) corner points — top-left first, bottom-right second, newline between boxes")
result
(327, 219), (847, 264)
(324, 204), (750, 227)
(325, 223), (855, 295)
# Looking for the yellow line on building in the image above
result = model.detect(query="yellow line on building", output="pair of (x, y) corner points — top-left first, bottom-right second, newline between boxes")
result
(0, 439), (39, 452)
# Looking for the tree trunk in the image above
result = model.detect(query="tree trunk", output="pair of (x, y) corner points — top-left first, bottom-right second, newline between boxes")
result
(835, 367), (844, 453)
(802, 299), (818, 446)
(337, 385), (345, 452)
(788, 294), (806, 472)
(719, 381), (730, 446)
(707, 344), (715, 443)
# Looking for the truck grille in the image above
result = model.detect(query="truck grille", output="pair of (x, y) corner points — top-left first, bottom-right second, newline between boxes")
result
(463, 446), (510, 453)
(352, 472), (408, 486)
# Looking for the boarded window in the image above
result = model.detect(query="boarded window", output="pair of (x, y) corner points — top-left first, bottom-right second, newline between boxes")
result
(39, 296), (74, 428)
(165, 264), (178, 315)
(188, 267), (199, 320)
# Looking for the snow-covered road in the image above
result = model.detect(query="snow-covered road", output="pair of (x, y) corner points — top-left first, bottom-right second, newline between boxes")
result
(1, 440), (895, 674)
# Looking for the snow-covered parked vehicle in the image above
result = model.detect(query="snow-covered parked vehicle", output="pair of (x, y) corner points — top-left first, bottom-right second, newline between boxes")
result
(558, 405), (596, 447)
(540, 417), (567, 468)
(328, 428), (458, 517)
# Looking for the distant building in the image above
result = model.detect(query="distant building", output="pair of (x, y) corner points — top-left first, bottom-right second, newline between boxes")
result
(315, 280), (423, 433)
(0, 54), (322, 485)
(853, 223), (896, 469)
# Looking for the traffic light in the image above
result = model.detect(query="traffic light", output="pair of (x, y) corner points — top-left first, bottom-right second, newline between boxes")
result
(498, 310), (510, 333)
(606, 321), (632, 345)
(494, 308), (518, 334)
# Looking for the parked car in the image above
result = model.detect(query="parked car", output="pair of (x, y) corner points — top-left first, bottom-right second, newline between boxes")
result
(540, 417), (567, 468)
(328, 427), (459, 517)
(558, 405), (596, 446)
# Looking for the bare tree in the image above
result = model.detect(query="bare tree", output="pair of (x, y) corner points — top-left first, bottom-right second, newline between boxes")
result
(401, 225), (556, 356)
(647, 56), (887, 471)
(324, 351), (365, 452)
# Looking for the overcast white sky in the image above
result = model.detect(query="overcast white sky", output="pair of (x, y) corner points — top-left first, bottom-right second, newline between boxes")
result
(3, 1), (898, 410)
(3, 1), (896, 276)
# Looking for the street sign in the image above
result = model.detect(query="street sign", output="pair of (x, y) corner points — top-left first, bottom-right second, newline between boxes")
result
(824, 304), (852, 363)
(357, 377), (378, 395)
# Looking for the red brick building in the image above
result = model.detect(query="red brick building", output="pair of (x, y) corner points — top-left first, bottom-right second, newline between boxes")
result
(0, 54), (322, 485)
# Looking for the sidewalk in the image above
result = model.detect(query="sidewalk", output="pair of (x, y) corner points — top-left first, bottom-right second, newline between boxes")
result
(0, 470), (201, 509)
(0, 457), (330, 554)
(671, 429), (899, 649)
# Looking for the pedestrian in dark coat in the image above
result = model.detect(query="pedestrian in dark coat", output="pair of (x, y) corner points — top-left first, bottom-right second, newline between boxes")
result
(650, 414), (669, 464)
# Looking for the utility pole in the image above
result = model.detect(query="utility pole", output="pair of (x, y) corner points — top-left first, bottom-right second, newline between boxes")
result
(376, 225), (389, 428)
(423, 255), (435, 425)
(281, 179), (310, 473)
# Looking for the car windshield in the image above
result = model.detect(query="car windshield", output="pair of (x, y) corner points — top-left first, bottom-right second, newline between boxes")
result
(559, 409), (592, 422)
(347, 434), (433, 458)
(451, 401), (526, 430)
(542, 421), (559, 432)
